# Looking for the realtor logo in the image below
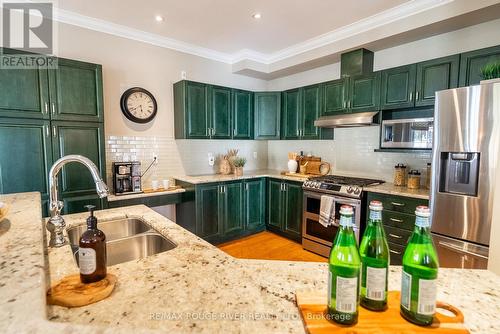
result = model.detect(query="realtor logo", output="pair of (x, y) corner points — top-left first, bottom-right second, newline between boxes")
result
(1, 1), (57, 69)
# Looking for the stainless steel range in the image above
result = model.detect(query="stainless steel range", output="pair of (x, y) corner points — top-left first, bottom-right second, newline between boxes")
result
(302, 175), (384, 257)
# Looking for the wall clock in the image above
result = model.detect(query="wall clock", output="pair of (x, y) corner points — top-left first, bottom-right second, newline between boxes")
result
(120, 87), (158, 123)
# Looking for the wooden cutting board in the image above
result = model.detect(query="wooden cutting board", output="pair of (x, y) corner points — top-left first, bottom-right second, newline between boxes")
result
(306, 162), (331, 175)
(296, 290), (469, 334)
(47, 273), (117, 308)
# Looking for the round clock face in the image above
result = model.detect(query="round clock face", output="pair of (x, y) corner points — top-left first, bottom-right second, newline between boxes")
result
(120, 87), (158, 123)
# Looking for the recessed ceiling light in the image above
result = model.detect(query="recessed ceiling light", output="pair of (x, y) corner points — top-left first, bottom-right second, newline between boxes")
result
(155, 15), (164, 22)
(252, 13), (262, 19)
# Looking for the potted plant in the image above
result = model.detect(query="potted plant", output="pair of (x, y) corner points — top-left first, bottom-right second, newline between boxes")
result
(232, 157), (247, 176)
(480, 62), (500, 84)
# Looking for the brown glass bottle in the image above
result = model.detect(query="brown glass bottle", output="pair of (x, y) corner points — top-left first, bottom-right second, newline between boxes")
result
(79, 205), (107, 283)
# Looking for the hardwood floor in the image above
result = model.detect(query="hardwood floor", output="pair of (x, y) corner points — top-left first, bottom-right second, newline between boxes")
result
(218, 231), (327, 262)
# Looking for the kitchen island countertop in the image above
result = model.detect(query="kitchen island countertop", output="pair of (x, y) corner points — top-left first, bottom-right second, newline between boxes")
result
(1, 192), (499, 333)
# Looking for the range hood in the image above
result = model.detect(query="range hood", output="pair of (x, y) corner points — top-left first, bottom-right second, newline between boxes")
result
(314, 111), (379, 128)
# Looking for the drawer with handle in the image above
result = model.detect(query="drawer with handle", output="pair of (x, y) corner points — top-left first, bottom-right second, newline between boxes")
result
(383, 225), (412, 246)
(387, 242), (405, 265)
(367, 192), (428, 215)
(382, 210), (415, 231)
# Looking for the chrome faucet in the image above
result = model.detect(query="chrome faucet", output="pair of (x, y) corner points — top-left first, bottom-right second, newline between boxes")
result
(47, 155), (109, 247)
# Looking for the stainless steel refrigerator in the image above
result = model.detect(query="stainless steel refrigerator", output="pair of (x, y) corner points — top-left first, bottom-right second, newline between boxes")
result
(431, 81), (500, 269)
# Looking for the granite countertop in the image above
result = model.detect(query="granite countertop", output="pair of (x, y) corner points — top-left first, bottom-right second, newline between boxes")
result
(174, 169), (309, 184)
(365, 182), (430, 200)
(107, 188), (186, 202)
(1, 192), (499, 333)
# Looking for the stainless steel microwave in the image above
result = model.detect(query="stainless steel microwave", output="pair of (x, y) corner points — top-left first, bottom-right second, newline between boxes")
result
(381, 117), (433, 149)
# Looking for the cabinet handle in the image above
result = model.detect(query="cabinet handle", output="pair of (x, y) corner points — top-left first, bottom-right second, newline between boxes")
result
(389, 233), (403, 239)
(233, 128), (236, 137)
(416, 91), (420, 101)
(245, 183), (249, 191)
(343, 101), (346, 109)
(44, 102), (48, 115)
(389, 249), (401, 255)
(45, 125), (49, 137)
(390, 217), (404, 223)
(348, 100), (351, 108)
(51, 103), (56, 115)
(52, 126), (56, 137)
(391, 202), (405, 207)
(409, 92), (413, 101)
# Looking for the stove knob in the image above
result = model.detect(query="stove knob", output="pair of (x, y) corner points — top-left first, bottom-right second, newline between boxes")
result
(314, 182), (320, 188)
(353, 187), (361, 195)
(304, 181), (309, 187)
(346, 186), (353, 193)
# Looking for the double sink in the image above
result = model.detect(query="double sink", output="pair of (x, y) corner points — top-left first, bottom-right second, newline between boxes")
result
(67, 218), (177, 266)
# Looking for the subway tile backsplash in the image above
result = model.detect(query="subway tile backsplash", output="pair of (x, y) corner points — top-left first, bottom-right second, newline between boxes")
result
(106, 127), (431, 191)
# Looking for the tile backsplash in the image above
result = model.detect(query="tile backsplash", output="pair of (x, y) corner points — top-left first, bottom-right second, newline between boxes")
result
(106, 127), (432, 191)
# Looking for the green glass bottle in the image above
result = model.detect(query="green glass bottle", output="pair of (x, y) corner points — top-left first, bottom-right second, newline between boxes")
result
(359, 200), (389, 311)
(400, 206), (439, 326)
(327, 205), (361, 325)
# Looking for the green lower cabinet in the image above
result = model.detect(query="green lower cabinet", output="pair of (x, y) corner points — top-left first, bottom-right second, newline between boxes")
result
(254, 92), (281, 140)
(0, 118), (52, 197)
(221, 181), (244, 238)
(61, 194), (104, 215)
(267, 179), (303, 242)
(196, 183), (221, 242)
(415, 55), (459, 107)
(459, 45), (500, 86)
(244, 178), (266, 231)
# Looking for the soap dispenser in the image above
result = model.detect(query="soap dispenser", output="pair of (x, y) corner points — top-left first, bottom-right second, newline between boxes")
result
(79, 205), (107, 283)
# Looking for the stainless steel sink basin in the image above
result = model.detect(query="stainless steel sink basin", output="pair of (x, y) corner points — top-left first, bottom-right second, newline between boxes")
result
(68, 217), (177, 266)
(67, 217), (151, 244)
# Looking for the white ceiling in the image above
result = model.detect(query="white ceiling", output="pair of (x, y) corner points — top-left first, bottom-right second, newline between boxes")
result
(56, 0), (410, 54)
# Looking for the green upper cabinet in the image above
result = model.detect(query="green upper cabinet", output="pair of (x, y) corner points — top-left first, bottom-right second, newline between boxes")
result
(349, 72), (381, 112)
(282, 88), (301, 139)
(221, 181), (244, 237)
(323, 78), (347, 115)
(209, 85), (231, 139)
(0, 67), (49, 119)
(174, 80), (209, 139)
(49, 58), (103, 122)
(302, 84), (322, 139)
(381, 64), (416, 110)
(0, 118), (52, 197)
(254, 92), (281, 140)
(283, 181), (303, 239)
(195, 183), (221, 242)
(244, 178), (265, 231)
(415, 55), (459, 107)
(232, 89), (253, 139)
(459, 45), (500, 86)
(51, 121), (105, 198)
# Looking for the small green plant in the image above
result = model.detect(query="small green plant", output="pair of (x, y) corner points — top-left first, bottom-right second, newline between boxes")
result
(480, 62), (500, 80)
(232, 157), (247, 168)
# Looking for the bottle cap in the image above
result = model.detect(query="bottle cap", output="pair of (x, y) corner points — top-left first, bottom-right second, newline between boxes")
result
(369, 200), (383, 211)
(85, 205), (97, 228)
(415, 205), (431, 217)
(409, 169), (421, 175)
(339, 205), (354, 216)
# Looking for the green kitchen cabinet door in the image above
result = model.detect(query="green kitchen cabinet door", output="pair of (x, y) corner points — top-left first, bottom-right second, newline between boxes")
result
(49, 58), (103, 122)
(232, 89), (253, 139)
(0, 118), (52, 198)
(283, 181), (303, 240)
(415, 55), (459, 107)
(323, 79), (347, 115)
(254, 92), (281, 140)
(51, 121), (106, 198)
(302, 84), (322, 139)
(221, 181), (244, 238)
(209, 85), (232, 139)
(380, 64), (416, 110)
(244, 178), (266, 231)
(349, 72), (381, 112)
(267, 179), (283, 229)
(62, 194), (104, 215)
(195, 184), (222, 242)
(282, 88), (301, 139)
(185, 81), (209, 138)
(0, 66), (49, 119)
(459, 45), (500, 86)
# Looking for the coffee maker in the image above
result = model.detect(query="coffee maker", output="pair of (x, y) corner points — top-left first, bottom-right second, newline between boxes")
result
(112, 162), (142, 195)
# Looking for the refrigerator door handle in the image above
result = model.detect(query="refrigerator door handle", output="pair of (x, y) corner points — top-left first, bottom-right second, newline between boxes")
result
(437, 241), (489, 259)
